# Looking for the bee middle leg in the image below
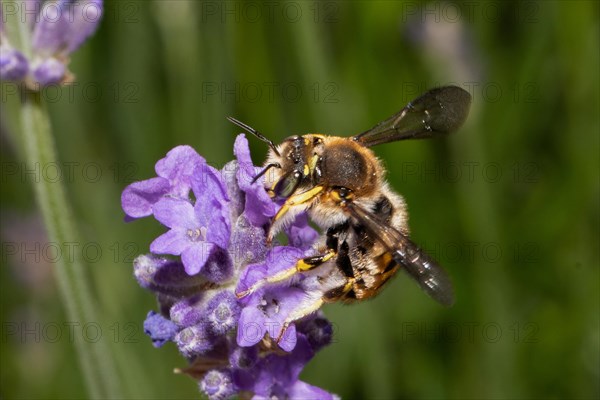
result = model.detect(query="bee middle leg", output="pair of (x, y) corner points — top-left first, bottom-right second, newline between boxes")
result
(236, 226), (344, 298)
(235, 248), (337, 298)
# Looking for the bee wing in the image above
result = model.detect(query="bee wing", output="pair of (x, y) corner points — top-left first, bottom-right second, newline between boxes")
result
(352, 86), (471, 147)
(345, 202), (455, 306)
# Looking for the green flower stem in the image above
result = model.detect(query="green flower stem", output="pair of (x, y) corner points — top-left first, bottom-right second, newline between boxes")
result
(19, 91), (121, 399)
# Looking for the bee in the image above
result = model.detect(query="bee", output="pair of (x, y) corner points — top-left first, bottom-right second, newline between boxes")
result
(229, 86), (471, 339)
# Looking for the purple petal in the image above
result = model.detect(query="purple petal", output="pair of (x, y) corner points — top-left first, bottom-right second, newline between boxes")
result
(265, 246), (304, 275)
(237, 307), (266, 347)
(31, 0), (70, 55)
(276, 323), (297, 352)
(121, 177), (170, 219)
(155, 145), (205, 198)
(205, 212), (230, 249)
(181, 242), (215, 275)
(24, 1), (44, 29)
(236, 261), (268, 295)
(242, 198), (276, 229)
(252, 337), (315, 397)
(150, 229), (189, 256)
(192, 163), (229, 205)
(256, 286), (321, 351)
(143, 311), (179, 348)
(236, 246), (301, 296)
(0, 47), (29, 81)
(231, 355), (259, 391)
(237, 285), (309, 351)
(152, 197), (196, 230)
(234, 134), (278, 226)
(286, 213), (319, 250)
(288, 380), (337, 400)
(32, 0), (103, 56)
(32, 57), (66, 85)
(233, 134), (261, 184)
(221, 160), (244, 218)
(284, 334), (315, 380)
(64, 0), (103, 54)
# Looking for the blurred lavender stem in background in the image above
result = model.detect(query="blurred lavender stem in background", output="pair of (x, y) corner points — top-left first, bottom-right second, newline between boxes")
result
(2, 1), (121, 398)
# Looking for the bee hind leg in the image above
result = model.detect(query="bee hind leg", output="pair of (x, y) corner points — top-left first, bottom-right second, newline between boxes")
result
(276, 277), (356, 345)
(276, 297), (325, 344)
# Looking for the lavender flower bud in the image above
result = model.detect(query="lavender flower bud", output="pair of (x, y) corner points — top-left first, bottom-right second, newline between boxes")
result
(170, 295), (204, 328)
(174, 323), (215, 358)
(0, 47), (29, 81)
(298, 315), (333, 352)
(204, 291), (240, 335)
(143, 311), (179, 348)
(32, 57), (66, 85)
(133, 254), (211, 298)
(199, 370), (236, 400)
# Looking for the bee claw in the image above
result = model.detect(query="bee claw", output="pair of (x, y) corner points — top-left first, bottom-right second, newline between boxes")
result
(266, 228), (274, 245)
(276, 322), (290, 344)
(235, 289), (251, 299)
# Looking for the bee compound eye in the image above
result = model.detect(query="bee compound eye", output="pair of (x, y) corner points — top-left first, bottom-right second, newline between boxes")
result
(272, 170), (301, 199)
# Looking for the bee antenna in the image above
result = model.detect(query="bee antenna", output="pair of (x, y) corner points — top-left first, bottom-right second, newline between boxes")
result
(227, 116), (281, 157)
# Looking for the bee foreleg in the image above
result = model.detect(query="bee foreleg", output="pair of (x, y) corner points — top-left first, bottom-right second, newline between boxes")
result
(267, 185), (324, 242)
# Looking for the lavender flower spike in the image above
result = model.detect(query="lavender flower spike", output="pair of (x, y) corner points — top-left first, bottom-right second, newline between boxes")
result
(0, 0), (103, 88)
(123, 135), (338, 399)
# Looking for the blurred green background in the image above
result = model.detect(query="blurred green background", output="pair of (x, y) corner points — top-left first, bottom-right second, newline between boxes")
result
(1, 0), (599, 399)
